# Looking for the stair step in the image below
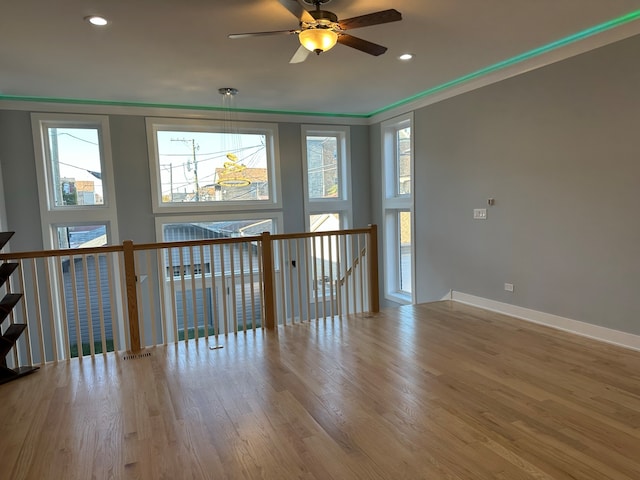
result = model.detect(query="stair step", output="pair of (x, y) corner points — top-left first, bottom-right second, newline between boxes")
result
(0, 294), (22, 324)
(0, 231), (15, 250)
(0, 365), (39, 385)
(2, 323), (27, 343)
(0, 324), (27, 358)
(1, 324), (27, 358)
(0, 262), (19, 289)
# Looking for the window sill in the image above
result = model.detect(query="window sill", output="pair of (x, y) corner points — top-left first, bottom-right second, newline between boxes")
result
(385, 291), (412, 306)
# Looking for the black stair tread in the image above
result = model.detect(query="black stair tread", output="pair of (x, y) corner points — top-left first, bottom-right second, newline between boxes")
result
(0, 231), (14, 250)
(0, 293), (22, 324)
(0, 262), (19, 288)
(0, 365), (38, 384)
(1, 323), (27, 343)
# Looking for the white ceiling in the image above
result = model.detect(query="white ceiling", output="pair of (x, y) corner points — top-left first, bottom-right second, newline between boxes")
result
(2, 0), (639, 116)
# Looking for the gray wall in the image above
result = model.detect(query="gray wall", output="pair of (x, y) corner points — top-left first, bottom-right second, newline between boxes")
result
(110, 115), (156, 243)
(350, 125), (372, 229)
(405, 34), (640, 334)
(0, 110), (42, 251)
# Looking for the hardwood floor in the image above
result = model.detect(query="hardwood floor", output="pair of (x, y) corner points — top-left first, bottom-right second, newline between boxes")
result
(1, 301), (640, 479)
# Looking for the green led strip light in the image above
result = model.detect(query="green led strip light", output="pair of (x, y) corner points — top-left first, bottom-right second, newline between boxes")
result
(1, 9), (639, 119)
(369, 9), (640, 117)
(0, 95), (368, 119)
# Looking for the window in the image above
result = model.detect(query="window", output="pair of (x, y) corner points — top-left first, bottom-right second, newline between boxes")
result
(32, 113), (119, 249)
(302, 126), (352, 304)
(31, 114), (121, 358)
(302, 125), (352, 230)
(147, 118), (281, 213)
(56, 224), (107, 249)
(382, 114), (414, 303)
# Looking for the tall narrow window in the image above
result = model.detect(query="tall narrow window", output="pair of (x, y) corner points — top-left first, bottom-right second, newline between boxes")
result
(31, 113), (120, 359)
(382, 114), (414, 303)
(302, 126), (352, 305)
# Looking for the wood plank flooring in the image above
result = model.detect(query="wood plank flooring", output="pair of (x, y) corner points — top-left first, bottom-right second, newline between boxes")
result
(1, 301), (640, 479)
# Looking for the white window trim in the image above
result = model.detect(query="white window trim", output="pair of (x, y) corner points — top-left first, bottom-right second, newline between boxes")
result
(31, 113), (119, 249)
(381, 113), (415, 305)
(301, 125), (352, 230)
(146, 117), (282, 214)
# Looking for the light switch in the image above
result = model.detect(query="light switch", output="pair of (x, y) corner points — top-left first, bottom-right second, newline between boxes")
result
(473, 208), (487, 220)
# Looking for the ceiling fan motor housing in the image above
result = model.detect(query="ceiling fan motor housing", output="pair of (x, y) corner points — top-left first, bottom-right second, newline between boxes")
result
(309, 9), (338, 26)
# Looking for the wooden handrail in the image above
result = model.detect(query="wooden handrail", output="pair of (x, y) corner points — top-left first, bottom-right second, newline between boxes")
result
(337, 247), (367, 287)
(131, 235), (261, 251)
(269, 227), (374, 241)
(0, 244), (123, 261)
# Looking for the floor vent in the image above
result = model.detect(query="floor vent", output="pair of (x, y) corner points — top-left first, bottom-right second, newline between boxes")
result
(122, 352), (152, 360)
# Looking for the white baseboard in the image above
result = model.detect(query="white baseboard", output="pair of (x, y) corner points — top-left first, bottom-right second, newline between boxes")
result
(450, 291), (640, 352)
(440, 290), (453, 301)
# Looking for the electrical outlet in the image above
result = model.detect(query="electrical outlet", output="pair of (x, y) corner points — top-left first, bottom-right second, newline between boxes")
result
(504, 283), (514, 292)
(473, 208), (487, 220)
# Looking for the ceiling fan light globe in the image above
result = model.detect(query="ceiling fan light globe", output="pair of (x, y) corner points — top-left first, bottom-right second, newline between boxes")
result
(299, 29), (338, 53)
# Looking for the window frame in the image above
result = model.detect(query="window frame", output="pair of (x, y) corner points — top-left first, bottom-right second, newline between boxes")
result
(381, 113), (415, 304)
(31, 113), (119, 249)
(146, 117), (282, 214)
(301, 125), (352, 231)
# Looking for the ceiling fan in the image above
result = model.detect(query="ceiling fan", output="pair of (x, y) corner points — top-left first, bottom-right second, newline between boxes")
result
(228, 0), (402, 63)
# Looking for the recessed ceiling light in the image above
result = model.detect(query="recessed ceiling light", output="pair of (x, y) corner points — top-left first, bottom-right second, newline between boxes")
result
(85, 15), (108, 26)
(398, 53), (414, 61)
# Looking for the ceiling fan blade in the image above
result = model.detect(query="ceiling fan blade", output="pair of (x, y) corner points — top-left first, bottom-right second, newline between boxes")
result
(337, 34), (387, 56)
(289, 45), (311, 64)
(228, 29), (298, 39)
(278, 0), (314, 23)
(338, 9), (402, 30)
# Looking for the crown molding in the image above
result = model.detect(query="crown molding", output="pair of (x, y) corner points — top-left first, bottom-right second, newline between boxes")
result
(368, 15), (640, 124)
(0, 99), (369, 126)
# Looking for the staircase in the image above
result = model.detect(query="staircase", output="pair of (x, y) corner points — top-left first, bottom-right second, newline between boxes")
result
(0, 232), (38, 384)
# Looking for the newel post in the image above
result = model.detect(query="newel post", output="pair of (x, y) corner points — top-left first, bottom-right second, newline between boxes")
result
(123, 240), (141, 351)
(261, 232), (276, 330)
(367, 224), (380, 313)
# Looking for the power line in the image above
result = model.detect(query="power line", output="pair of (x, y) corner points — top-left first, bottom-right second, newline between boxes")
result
(56, 132), (99, 146)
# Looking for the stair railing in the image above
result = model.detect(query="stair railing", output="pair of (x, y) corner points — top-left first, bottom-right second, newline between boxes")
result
(0, 225), (379, 365)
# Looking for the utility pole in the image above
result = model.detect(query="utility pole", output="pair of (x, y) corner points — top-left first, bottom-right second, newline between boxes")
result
(161, 164), (174, 201)
(172, 138), (200, 201)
